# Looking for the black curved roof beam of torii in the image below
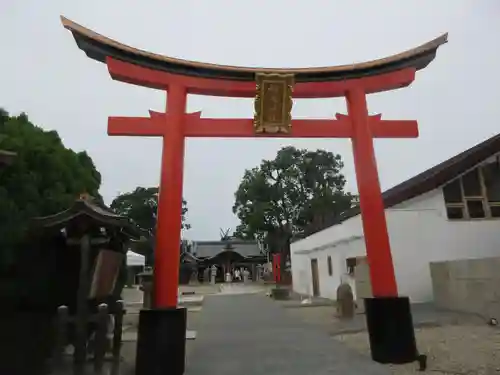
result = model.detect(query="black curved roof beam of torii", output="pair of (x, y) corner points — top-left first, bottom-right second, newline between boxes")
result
(61, 16), (448, 84)
(31, 198), (142, 240)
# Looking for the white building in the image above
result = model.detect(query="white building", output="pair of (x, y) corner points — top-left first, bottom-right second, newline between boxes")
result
(291, 134), (500, 303)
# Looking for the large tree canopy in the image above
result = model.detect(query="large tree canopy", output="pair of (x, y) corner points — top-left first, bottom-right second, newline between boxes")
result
(110, 186), (190, 235)
(232, 146), (356, 253)
(111, 187), (190, 265)
(0, 109), (102, 261)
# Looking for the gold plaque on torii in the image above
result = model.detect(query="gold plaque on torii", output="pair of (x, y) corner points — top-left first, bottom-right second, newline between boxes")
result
(254, 73), (294, 134)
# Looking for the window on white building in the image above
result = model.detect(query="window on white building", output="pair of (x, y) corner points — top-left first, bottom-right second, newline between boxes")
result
(346, 257), (357, 275)
(327, 256), (333, 276)
(345, 256), (367, 276)
(443, 157), (500, 220)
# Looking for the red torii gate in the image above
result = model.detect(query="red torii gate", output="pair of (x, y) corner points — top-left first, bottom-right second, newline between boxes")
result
(107, 58), (419, 303)
(62, 16), (447, 374)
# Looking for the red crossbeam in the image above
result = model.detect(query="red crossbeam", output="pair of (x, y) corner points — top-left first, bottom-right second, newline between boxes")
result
(108, 113), (418, 139)
(106, 57), (417, 98)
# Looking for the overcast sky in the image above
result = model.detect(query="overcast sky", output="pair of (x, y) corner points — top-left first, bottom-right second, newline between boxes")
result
(1, 1), (499, 240)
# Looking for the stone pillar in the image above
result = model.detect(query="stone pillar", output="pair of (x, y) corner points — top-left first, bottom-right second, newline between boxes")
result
(256, 265), (263, 281)
(126, 266), (135, 287)
(210, 265), (217, 285)
(251, 264), (257, 282)
(203, 267), (210, 284)
(243, 269), (250, 283)
(138, 271), (153, 309)
(190, 269), (198, 284)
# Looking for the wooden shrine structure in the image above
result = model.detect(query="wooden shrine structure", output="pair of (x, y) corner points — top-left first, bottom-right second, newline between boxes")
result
(31, 194), (141, 373)
(0, 149), (16, 167)
(189, 239), (267, 283)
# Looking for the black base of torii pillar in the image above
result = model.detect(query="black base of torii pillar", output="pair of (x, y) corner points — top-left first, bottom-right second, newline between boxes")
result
(364, 296), (426, 369)
(135, 308), (187, 375)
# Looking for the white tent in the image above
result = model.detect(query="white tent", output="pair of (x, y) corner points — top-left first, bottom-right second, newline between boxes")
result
(127, 251), (146, 267)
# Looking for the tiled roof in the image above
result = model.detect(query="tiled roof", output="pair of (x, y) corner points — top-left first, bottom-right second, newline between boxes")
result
(192, 240), (263, 258)
(303, 132), (500, 237)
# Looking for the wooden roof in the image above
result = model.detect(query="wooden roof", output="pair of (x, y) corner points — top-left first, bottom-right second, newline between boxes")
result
(0, 150), (16, 166)
(61, 16), (447, 83)
(192, 240), (263, 258)
(303, 132), (500, 237)
(31, 197), (141, 239)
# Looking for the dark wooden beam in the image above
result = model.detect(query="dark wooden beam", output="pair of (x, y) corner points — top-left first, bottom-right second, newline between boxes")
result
(0, 150), (16, 166)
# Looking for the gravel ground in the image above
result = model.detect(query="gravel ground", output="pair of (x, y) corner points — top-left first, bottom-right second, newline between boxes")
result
(286, 305), (500, 375)
(336, 325), (500, 375)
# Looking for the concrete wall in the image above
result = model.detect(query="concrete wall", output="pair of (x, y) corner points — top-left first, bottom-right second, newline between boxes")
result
(291, 184), (500, 303)
(389, 189), (500, 302)
(430, 257), (500, 319)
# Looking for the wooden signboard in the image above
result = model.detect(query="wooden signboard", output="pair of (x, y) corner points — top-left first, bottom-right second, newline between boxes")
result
(89, 249), (124, 299)
(254, 73), (294, 134)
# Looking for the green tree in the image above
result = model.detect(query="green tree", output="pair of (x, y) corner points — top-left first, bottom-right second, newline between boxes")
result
(110, 187), (190, 264)
(232, 146), (356, 259)
(0, 109), (102, 263)
(110, 187), (190, 234)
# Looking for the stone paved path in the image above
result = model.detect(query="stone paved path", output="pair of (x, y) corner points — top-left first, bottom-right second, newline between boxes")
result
(218, 283), (267, 295)
(186, 294), (389, 375)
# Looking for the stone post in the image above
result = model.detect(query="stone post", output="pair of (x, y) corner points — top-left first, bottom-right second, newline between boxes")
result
(243, 269), (250, 283)
(126, 266), (135, 287)
(203, 267), (210, 284)
(256, 265), (263, 281)
(138, 271), (154, 309)
(210, 265), (217, 285)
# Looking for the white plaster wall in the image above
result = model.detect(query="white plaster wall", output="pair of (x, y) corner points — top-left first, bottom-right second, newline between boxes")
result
(290, 214), (362, 296)
(290, 253), (311, 296)
(291, 215), (363, 254)
(322, 239), (366, 300)
(291, 186), (500, 303)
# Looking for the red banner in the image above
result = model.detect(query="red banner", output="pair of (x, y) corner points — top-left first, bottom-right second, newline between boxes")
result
(272, 253), (281, 283)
